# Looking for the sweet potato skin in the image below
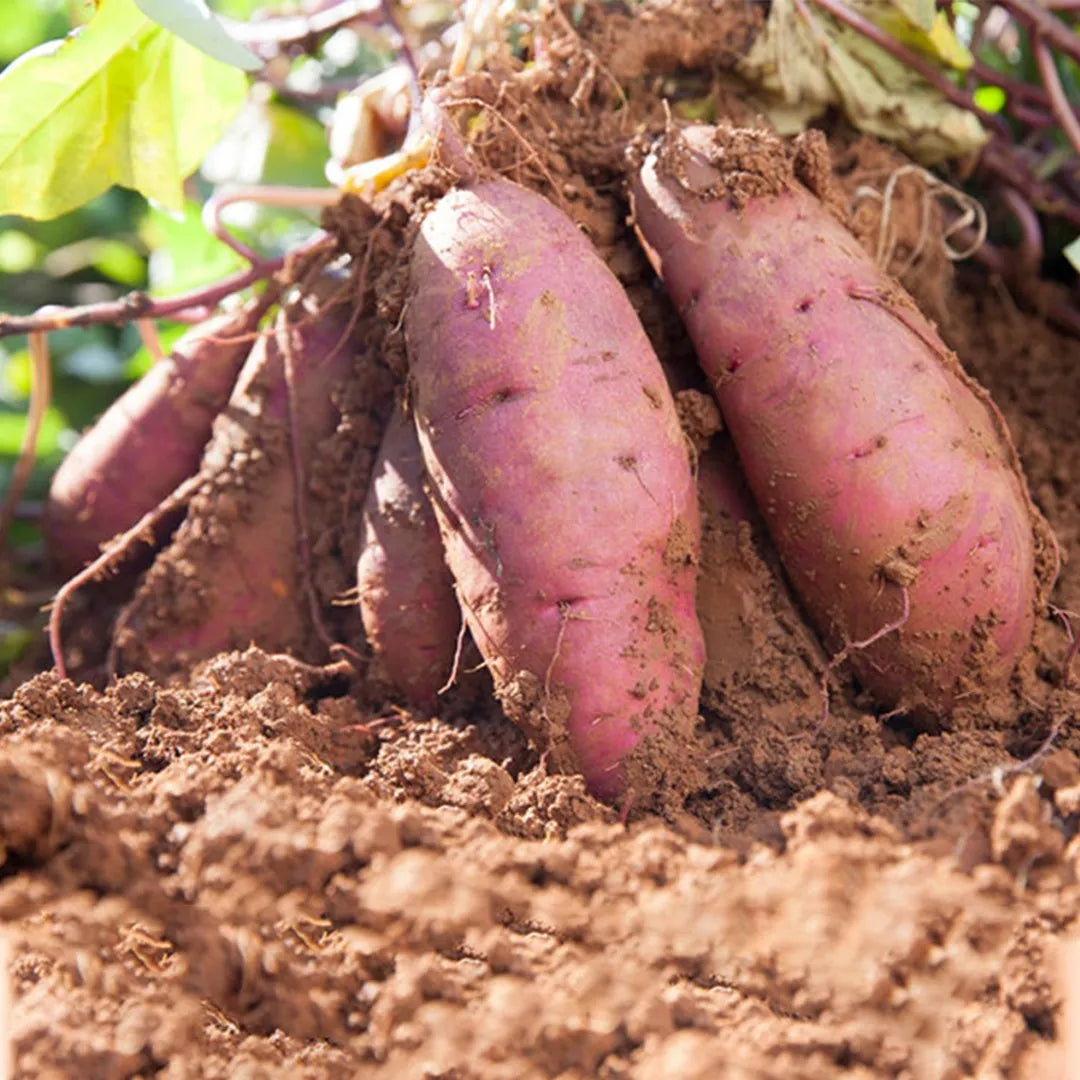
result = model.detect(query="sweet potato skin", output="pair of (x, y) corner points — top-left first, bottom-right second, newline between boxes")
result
(632, 125), (1048, 712)
(407, 178), (704, 804)
(44, 304), (261, 576)
(115, 293), (358, 678)
(357, 400), (459, 707)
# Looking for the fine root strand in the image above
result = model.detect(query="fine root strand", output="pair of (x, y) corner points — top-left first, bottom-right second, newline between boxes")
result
(817, 585), (911, 731)
(851, 164), (988, 274)
(438, 611), (470, 695)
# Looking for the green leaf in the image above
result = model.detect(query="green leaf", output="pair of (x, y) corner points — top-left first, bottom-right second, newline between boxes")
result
(125, 321), (188, 379)
(1065, 236), (1080, 273)
(207, 0), (268, 17)
(869, 5), (973, 71)
(133, 0), (262, 71)
(973, 84), (1007, 113)
(0, 0), (62, 64)
(0, 230), (43, 273)
(0, 405), (67, 458)
(0, 347), (33, 402)
(89, 237), (146, 285)
(40, 235), (145, 284)
(139, 199), (244, 294)
(0, 624), (35, 675)
(0, 0), (250, 221)
(261, 103), (332, 187)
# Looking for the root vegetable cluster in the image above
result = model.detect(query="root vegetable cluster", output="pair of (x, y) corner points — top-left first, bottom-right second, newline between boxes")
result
(45, 112), (1056, 811)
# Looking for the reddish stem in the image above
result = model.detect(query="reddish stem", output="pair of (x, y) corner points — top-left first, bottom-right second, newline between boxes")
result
(379, 0), (424, 140)
(1033, 33), (1080, 155)
(981, 139), (1080, 227)
(1007, 0), (1080, 69)
(811, 0), (1080, 239)
(1011, 101), (1057, 129)
(202, 187), (339, 268)
(969, 240), (1080, 335)
(1001, 186), (1045, 273)
(0, 233), (334, 340)
(970, 59), (1051, 106)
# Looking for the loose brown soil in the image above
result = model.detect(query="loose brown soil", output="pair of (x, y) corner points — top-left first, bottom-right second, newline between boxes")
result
(6, 3), (1080, 1076)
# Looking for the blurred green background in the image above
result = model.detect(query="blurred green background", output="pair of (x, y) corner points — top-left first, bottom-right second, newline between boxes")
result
(0, 0), (395, 553)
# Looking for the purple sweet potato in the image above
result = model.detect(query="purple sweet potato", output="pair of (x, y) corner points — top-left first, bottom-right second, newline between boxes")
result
(695, 436), (767, 692)
(357, 399), (459, 707)
(113, 285), (360, 678)
(44, 302), (264, 577)
(696, 437), (825, 722)
(632, 123), (1053, 713)
(406, 177), (704, 805)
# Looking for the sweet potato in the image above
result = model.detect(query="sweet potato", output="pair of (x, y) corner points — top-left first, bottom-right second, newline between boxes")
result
(696, 436), (768, 692)
(357, 399), (459, 707)
(632, 124), (1052, 713)
(406, 177), (704, 804)
(44, 302), (264, 577)
(114, 285), (360, 678)
(696, 437), (825, 723)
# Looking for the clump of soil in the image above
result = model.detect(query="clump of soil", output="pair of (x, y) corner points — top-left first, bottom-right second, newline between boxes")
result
(8, 1), (1080, 1075)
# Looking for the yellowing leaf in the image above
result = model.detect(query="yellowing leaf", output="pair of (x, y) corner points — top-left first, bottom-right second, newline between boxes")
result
(868, 5), (973, 71)
(738, 0), (985, 165)
(0, 0), (249, 221)
(886, 0), (936, 32)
